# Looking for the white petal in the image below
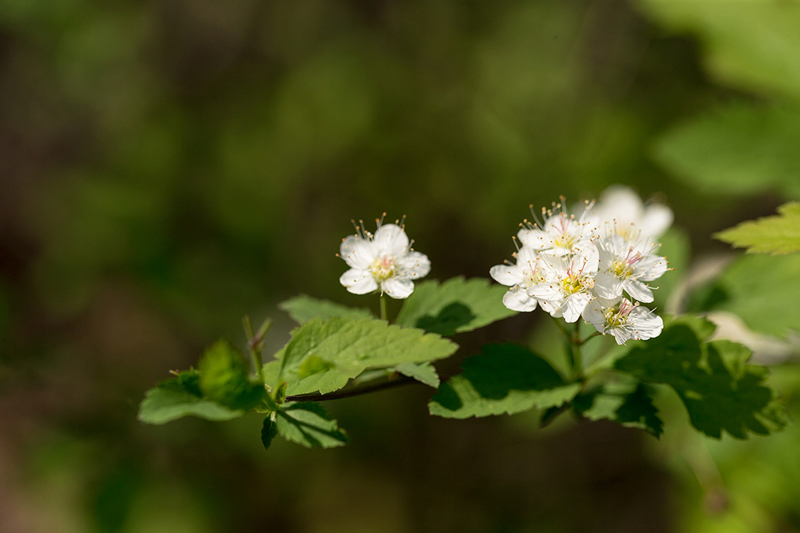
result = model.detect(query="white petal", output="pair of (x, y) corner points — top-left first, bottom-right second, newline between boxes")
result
(596, 185), (644, 227)
(629, 308), (664, 340)
(624, 279), (654, 303)
(382, 277), (414, 299)
(373, 224), (410, 257)
(503, 287), (538, 312)
(593, 272), (624, 300)
(397, 251), (431, 279)
(639, 204), (673, 239)
(339, 268), (378, 294)
(581, 301), (606, 333)
(519, 229), (553, 251)
(528, 283), (563, 301)
(490, 264), (522, 286)
(610, 328), (636, 345)
(340, 236), (377, 269)
(636, 255), (669, 282)
(561, 293), (590, 323)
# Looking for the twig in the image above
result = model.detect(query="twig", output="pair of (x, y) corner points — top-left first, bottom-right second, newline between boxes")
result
(286, 374), (415, 403)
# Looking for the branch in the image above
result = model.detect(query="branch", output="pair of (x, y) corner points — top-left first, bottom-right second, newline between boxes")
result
(286, 374), (416, 403)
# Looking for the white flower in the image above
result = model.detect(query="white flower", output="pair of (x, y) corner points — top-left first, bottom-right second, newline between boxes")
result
(338, 220), (430, 299)
(582, 297), (664, 345)
(527, 250), (599, 323)
(591, 185), (673, 240)
(593, 233), (669, 303)
(518, 198), (598, 257)
(489, 245), (543, 312)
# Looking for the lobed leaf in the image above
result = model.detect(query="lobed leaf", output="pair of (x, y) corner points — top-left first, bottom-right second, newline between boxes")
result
(429, 344), (580, 419)
(279, 295), (373, 324)
(395, 277), (517, 336)
(715, 203), (800, 255)
(394, 362), (440, 388)
(574, 382), (664, 438)
(613, 316), (788, 439)
(275, 402), (348, 448)
(138, 380), (244, 425)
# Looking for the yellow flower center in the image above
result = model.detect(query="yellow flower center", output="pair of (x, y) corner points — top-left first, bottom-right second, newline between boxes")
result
(371, 256), (395, 281)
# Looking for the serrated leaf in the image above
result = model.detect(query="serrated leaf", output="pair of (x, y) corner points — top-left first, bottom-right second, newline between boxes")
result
(261, 417), (277, 450)
(394, 362), (440, 388)
(198, 340), (264, 410)
(614, 316), (788, 439)
(298, 355), (335, 379)
(276, 316), (458, 395)
(653, 103), (800, 198)
(716, 203), (800, 255)
(429, 344), (580, 419)
(279, 295), (373, 324)
(275, 402), (348, 448)
(574, 383), (664, 438)
(138, 381), (244, 424)
(395, 277), (517, 336)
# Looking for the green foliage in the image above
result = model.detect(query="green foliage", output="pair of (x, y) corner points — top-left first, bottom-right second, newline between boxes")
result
(653, 103), (800, 198)
(198, 341), (264, 410)
(716, 202), (800, 255)
(395, 277), (517, 336)
(574, 383), (664, 438)
(429, 344), (580, 419)
(138, 380), (245, 425)
(261, 417), (277, 451)
(275, 403), (348, 448)
(614, 316), (787, 439)
(394, 362), (440, 388)
(279, 295), (373, 324)
(275, 316), (457, 395)
(653, 228), (690, 310)
(695, 254), (800, 338)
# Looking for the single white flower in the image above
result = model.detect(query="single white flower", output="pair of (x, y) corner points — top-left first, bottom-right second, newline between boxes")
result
(590, 185), (673, 240)
(593, 233), (669, 303)
(582, 297), (663, 345)
(338, 219), (430, 299)
(527, 251), (599, 323)
(518, 198), (598, 258)
(489, 245), (543, 312)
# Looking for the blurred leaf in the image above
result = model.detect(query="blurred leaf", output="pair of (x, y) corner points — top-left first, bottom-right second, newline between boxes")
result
(297, 355), (335, 379)
(277, 316), (458, 391)
(395, 277), (516, 336)
(275, 402), (348, 448)
(198, 340), (264, 410)
(138, 381), (244, 425)
(394, 362), (440, 388)
(429, 344), (579, 419)
(653, 227), (690, 311)
(614, 316), (788, 439)
(654, 103), (800, 198)
(716, 202), (800, 254)
(261, 417), (277, 451)
(574, 383), (664, 438)
(704, 253), (800, 337)
(279, 295), (373, 324)
(639, 0), (800, 99)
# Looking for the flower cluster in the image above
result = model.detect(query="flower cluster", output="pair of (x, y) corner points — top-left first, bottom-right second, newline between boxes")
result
(490, 186), (671, 345)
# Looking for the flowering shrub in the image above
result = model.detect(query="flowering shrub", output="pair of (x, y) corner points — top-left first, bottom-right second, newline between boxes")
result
(139, 186), (789, 449)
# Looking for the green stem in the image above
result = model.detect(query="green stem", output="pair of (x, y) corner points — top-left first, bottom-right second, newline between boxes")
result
(243, 316), (272, 384)
(380, 295), (388, 322)
(286, 374), (414, 403)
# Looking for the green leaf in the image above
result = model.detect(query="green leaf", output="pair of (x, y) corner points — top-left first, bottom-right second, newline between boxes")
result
(279, 295), (373, 324)
(429, 344), (580, 419)
(261, 417), (277, 450)
(198, 340), (264, 410)
(138, 380), (244, 424)
(574, 383), (664, 438)
(716, 203), (800, 255)
(275, 402), (348, 448)
(276, 316), (458, 395)
(639, 1), (800, 99)
(395, 277), (517, 336)
(614, 316), (788, 439)
(653, 103), (800, 198)
(394, 362), (440, 388)
(653, 227), (690, 311)
(698, 253), (800, 338)
(298, 355), (335, 379)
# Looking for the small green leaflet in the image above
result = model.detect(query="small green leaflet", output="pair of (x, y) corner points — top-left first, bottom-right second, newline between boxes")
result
(614, 316), (788, 439)
(573, 383), (664, 438)
(395, 277), (517, 336)
(394, 362), (440, 388)
(261, 416), (278, 450)
(429, 344), (580, 419)
(275, 316), (457, 394)
(275, 403), (348, 448)
(716, 203), (800, 255)
(198, 340), (265, 410)
(138, 379), (244, 425)
(279, 295), (373, 324)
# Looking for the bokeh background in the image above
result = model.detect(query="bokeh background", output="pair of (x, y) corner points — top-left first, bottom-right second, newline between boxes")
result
(1, 0), (799, 531)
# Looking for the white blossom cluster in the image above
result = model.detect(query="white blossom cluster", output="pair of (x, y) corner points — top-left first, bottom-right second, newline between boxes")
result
(490, 186), (673, 345)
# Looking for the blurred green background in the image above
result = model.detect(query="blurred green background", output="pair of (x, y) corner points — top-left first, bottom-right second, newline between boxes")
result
(1, 0), (799, 531)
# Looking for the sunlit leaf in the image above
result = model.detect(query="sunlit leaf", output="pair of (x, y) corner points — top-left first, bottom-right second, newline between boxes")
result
(275, 402), (348, 448)
(279, 295), (373, 324)
(394, 362), (440, 388)
(138, 380), (244, 425)
(716, 203), (800, 255)
(198, 340), (264, 410)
